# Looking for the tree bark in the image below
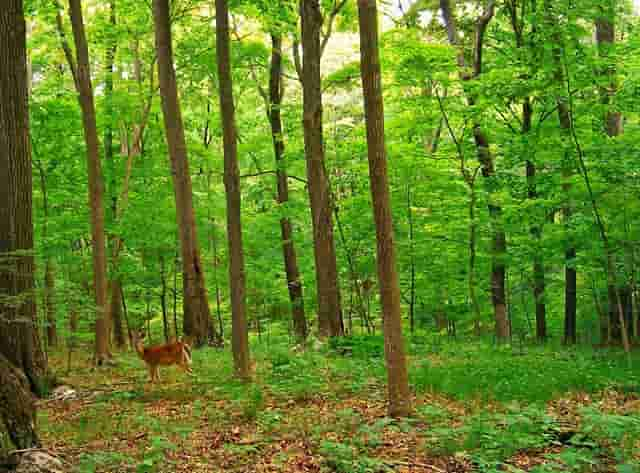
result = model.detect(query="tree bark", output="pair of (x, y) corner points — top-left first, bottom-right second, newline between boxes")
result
(268, 34), (308, 341)
(0, 353), (40, 459)
(0, 0), (48, 394)
(153, 0), (217, 347)
(215, 0), (251, 379)
(67, 0), (110, 363)
(357, 0), (411, 417)
(300, 0), (344, 337)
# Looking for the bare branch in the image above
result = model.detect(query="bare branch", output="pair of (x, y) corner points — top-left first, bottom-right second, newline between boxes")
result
(320, 0), (348, 58)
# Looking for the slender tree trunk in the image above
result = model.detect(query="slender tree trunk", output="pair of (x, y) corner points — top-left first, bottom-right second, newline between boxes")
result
(103, 0), (125, 351)
(44, 260), (57, 348)
(543, 0), (578, 344)
(300, 0), (344, 337)
(468, 181), (482, 335)
(476, 131), (509, 341)
(160, 255), (169, 343)
(110, 278), (125, 348)
(596, 5), (630, 346)
(67, 0), (110, 364)
(215, 0), (250, 379)
(0, 0), (47, 393)
(173, 246), (179, 339)
(357, 0), (411, 418)
(104, 0), (116, 228)
(407, 183), (416, 334)
(153, 0), (216, 347)
(523, 99), (547, 342)
(268, 33), (308, 341)
(207, 172), (224, 339)
(36, 162), (58, 348)
(439, 0), (507, 341)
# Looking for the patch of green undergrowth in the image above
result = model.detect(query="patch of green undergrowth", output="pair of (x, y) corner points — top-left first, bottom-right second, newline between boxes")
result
(319, 441), (390, 473)
(411, 343), (640, 402)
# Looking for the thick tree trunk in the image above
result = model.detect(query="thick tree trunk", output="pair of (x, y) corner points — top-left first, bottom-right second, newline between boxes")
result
(357, 0), (411, 418)
(67, 0), (110, 363)
(300, 0), (344, 337)
(0, 0), (48, 394)
(215, 0), (251, 379)
(268, 34), (308, 341)
(153, 0), (217, 347)
(0, 353), (40, 460)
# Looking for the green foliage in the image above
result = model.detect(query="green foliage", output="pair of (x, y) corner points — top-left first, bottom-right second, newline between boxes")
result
(411, 344), (640, 402)
(319, 441), (389, 473)
(328, 334), (386, 358)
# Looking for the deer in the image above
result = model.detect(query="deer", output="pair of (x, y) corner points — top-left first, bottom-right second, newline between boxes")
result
(131, 330), (193, 383)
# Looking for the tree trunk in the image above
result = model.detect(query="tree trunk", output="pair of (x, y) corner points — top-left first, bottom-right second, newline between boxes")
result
(300, 0), (344, 338)
(357, 0), (411, 418)
(44, 260), (58, 348)
(439, 0), (507, 341)
(596, 6), (630, 346)
(36, 161), (58, 349)
(103, 0), (124, 351)
(153, 0), (217, 347)
(160, 255), (170, 343)
(543, 0), (578, 345)
(104, 0), (116, 229)
(523, 99), (546, 342)
(0, 0), (48, 394)
(268, 33), (308, 341)
(407, 183), (416, 334)
(468, 182), (482, 335)
(215, 0), (250, 379)
(476, 130), (509, 341)
(0, 353), (40, 460)
(67, 0), (110, 364)
(110, 278), (126, 349)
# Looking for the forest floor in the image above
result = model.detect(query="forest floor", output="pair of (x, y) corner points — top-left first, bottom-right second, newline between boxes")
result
(38, 335), (640, 472)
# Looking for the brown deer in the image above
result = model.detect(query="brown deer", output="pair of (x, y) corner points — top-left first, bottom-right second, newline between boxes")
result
(131, 330), (193, 383)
